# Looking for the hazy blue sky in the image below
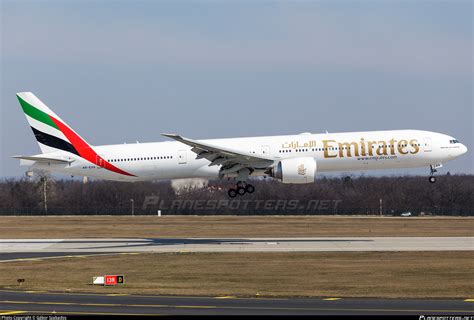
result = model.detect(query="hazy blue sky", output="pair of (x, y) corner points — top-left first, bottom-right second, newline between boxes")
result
(1, 0), (472, 178)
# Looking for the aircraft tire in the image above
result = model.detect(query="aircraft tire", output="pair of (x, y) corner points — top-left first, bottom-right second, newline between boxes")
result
(237, 186), (246, 195)
(245, 184), (255, 194)
(228, 189), (238, 198)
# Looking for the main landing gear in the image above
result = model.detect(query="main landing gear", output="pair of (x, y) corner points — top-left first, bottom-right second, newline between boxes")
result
(428, 165), (437, 183)
(228, 181), (255, 198)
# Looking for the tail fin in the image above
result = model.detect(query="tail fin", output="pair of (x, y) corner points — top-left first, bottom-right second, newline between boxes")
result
(17, 92), (91, 156)
(17, 92), (136, 177)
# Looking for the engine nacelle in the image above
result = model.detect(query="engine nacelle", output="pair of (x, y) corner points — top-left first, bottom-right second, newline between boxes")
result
(270, 157), (317, 184)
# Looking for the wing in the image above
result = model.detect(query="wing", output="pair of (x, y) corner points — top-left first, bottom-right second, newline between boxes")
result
(162, 133), (274, 176)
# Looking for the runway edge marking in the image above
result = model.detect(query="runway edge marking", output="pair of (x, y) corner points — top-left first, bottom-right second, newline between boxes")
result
(0, 289), (288, 300)
(0, 311), (26, 315)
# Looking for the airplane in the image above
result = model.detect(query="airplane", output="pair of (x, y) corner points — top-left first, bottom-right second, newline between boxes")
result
(13, 92), (468, 197)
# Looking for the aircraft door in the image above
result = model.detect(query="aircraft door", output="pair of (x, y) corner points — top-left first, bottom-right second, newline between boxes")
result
(96, 155), (105, 169)
(261, 145), (270, 157)
(178, 150), (187, 164)
(423, 138), (432, 152)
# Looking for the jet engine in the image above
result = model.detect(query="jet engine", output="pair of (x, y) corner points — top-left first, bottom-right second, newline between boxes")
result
(268, 157), (317, 184)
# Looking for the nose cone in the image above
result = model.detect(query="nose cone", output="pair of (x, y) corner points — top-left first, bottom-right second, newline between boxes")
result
(460, 144), (468, 155)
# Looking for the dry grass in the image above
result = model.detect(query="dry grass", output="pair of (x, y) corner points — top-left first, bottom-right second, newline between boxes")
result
(0, 251), (472, 298)
(0, 216), (473, 238)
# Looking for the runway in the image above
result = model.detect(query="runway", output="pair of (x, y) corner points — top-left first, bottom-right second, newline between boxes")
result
(0, 290), (472, 315)
(0, 237), (472, 257)
(1, 238), (472, 315)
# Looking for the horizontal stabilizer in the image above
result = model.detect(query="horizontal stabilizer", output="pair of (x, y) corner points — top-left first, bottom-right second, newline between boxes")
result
(12, 155), (75, 164)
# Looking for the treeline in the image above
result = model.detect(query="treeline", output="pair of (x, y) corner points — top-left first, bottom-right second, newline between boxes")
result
(0, 174), (472, 215)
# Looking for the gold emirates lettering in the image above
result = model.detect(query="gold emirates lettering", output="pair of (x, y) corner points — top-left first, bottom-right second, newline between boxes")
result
(322, 138), (420, 158)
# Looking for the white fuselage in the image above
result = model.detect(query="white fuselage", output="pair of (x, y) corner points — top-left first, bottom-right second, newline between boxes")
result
(26, 129), (467, 181)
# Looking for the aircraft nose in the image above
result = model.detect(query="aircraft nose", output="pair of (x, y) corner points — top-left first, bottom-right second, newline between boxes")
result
(460, 144), (468, 155)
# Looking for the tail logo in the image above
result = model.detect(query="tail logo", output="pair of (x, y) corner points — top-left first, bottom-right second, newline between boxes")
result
(17, 93), (135, 177)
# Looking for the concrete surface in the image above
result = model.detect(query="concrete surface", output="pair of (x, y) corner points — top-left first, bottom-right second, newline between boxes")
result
(0, 290), (472, 315)
(0, 237), (472, 254)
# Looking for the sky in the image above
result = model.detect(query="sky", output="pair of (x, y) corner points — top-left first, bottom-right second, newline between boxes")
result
(1, 0), (472, 179)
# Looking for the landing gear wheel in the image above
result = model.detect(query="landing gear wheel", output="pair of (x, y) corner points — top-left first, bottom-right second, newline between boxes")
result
(228, 189), (237, 198)
(429, 176), (436, 184)
(237, 186), (246, 196)
(245, 184), (255, 194)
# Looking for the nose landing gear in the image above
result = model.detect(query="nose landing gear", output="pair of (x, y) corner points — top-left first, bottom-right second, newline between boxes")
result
(428, 164), (439, 183)
(228, 181), (255, 198)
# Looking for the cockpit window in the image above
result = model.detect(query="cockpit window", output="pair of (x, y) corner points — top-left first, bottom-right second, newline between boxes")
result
(449, 139), (460, 144)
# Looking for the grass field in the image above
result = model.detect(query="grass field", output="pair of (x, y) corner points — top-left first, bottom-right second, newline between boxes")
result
(0, 251), (472, 298)
(0, 215), (473, 238)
